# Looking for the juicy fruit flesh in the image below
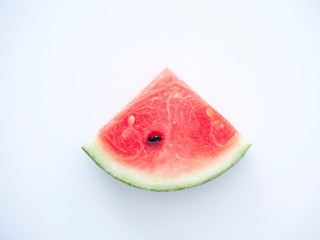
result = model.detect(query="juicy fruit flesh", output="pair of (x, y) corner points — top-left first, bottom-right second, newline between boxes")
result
(98, 69), (237, 177)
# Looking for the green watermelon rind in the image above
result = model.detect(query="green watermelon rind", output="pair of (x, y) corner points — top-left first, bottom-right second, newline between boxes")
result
(82, 135), (251, 191)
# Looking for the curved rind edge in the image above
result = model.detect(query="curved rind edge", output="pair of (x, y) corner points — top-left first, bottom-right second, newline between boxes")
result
(82, 136), (251, 192)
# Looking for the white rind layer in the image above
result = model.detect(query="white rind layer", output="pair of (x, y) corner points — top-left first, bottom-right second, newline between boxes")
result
(82, 135), (251, 191)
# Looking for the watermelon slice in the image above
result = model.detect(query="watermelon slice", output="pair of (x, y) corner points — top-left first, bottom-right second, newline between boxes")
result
(82, 68), (251, 191)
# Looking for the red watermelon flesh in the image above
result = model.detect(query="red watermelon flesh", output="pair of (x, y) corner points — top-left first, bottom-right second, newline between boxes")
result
(82, 68), (251, 191)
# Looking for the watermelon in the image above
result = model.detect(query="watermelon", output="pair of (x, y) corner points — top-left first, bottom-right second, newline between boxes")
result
(82, 68), (251, 191)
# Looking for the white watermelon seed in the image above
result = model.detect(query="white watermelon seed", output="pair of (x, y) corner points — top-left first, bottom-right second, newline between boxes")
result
(206, 108), (214, 119)
(128, 115), (135, 127)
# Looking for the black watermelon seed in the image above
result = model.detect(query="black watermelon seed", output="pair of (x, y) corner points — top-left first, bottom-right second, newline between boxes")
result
(147, 135), (162, 144)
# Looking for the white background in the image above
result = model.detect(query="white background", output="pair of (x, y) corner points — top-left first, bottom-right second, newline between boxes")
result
(1, 1), (320, 239)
